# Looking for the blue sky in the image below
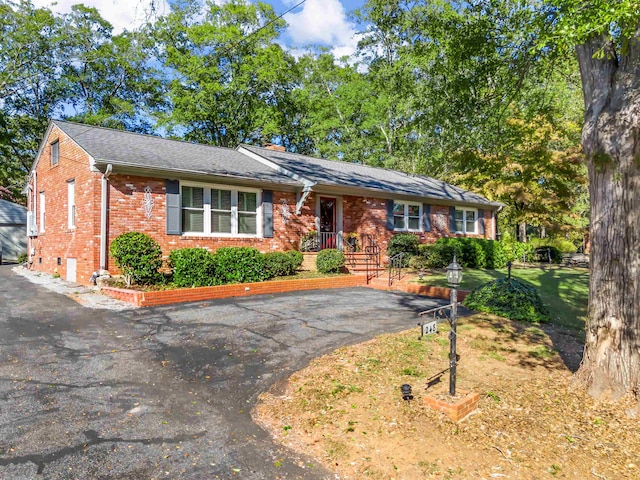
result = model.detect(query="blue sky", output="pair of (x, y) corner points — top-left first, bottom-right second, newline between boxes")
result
(32, 0), (368, 57)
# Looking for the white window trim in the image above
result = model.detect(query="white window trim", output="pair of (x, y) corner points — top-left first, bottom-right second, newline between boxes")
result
(39, 191), (45, 233)
(393, 201), (423, 233)
(455, 208), (478, 234)
(180, 181), (263, 238)
(67, 180), (75, 229)
(51, 140), (59, 166)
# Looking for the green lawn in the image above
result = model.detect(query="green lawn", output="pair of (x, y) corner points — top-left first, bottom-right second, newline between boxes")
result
(416, 267), (589, 332)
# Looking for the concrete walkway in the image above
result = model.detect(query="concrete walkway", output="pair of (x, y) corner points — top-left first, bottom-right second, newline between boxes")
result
(0, 264), (446, 479)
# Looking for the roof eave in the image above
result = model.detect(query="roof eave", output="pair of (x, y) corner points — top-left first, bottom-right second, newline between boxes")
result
(92, 160), (304, 191)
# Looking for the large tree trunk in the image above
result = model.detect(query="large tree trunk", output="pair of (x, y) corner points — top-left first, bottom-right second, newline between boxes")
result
(575, 34), (640, 401)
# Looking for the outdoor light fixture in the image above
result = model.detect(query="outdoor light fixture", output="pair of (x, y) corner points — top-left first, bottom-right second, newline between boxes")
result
(446, 255), (463, 287)
(400, 384), (414, 402)
(446, 256), (463, 396)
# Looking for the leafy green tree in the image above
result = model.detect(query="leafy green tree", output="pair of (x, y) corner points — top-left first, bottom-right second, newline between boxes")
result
(155, 0), (298, 147)
(542, 0), (640, 402)
(0, 1), (61, 200)
(59, 5), (166, 131)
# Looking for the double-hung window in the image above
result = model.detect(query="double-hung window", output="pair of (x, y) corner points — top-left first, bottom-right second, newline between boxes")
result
(454, 208), (477, 234)
(67, 180), (75, 229)
(181, 183), (260, 237)
(51, 140), (59, 166)
(39, 191), (45, 233)
(182, 186), (205, 233)
(393, 202), (422, 232)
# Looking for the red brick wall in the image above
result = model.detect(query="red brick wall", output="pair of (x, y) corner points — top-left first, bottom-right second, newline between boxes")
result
(28, 125), (102, 284)
(104, 177), (318, 271)
(342, 197), (496, 261)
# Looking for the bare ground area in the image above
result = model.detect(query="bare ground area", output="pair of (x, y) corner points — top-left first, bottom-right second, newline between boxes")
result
(254, 314), (639, 479)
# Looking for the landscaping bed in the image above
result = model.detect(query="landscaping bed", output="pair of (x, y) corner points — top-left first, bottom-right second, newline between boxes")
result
(254, 313), (638, 480)
(101, 274), (366, 307)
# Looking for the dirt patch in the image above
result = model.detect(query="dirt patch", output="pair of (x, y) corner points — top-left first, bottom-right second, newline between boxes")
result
(254, 314), (639, 479)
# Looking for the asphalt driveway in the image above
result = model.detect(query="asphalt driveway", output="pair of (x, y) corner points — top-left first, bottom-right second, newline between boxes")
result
(0, 265), (447, 479)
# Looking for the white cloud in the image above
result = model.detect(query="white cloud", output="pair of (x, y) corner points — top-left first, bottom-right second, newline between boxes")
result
(284, 0), (358, 57)
(32, 0), (171, 34)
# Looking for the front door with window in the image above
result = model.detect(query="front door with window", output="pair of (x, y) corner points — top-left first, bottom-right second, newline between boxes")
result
(319, 197), (337, 249)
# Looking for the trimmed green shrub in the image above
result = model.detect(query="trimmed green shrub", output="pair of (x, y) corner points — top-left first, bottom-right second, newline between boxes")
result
(264, 252), (297, 278)
(502, 240), (536, 263)
(316, 249), (345, 273)
(110, 232), (163, 286)
(211, 247), (267, 284)
(387, 233), (420, 266)
(463, 278), (550, 323)
(530, 237), (578, 254)
(169, 248), (218, 287)
(419, 241), (463, 269)
(17, 252), (28, 264)
(408, 255), (431, 271)
(285, 250), (304, 269)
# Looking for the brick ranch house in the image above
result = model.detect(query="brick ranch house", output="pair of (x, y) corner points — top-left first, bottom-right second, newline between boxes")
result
(25, 120), (502, 285)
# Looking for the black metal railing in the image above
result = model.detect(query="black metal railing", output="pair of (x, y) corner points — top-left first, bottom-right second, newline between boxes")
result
(388, 252), (405, 286)
(343, 237), (356, 268)
(362, 234), (381, 282)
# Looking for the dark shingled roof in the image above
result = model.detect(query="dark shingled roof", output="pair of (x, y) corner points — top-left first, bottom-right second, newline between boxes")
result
(52, 121), (301, 186)
(240, 145), (500, 207)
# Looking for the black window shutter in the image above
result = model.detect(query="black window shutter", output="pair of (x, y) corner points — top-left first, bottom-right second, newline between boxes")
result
(449, 206), (456, 233)
(423, 204), (431, 232)
(263, 190), (273, 238)
(166, 180), (181, 235)
(386, 200), (395, 230)
(478, 209), (485, 235)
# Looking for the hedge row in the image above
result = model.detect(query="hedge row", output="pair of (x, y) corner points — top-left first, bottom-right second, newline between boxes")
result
(169, 247), (305, 288)
(389, 235), (563, 271)
(109, 232), (305, 287)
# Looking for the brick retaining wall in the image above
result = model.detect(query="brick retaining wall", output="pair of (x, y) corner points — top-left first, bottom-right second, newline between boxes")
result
(102, 275), (367, 307)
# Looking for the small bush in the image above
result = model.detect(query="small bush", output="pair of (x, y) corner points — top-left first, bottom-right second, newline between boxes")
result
(285, 250), (304, 269)
(463, 278), (550, 323)
(387, 234), (420, 266)
(110, 232), (163, 286)
(530, 237), (577, 254)
(502, 240), (536, 263)
(408, 255), (431, 271)
(17, 252), (28, 264)
(418, 241), (463, 269)
(316, 249), (345, 273)
(169, 248), (218, 287)
(211, 247), (267, 284)
(264, 252), (297, 278)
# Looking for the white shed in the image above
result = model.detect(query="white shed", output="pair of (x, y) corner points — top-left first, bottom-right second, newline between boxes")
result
(0, 199), (27, 263)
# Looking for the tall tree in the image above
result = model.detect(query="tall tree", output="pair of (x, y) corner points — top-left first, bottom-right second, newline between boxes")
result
(0, 1), (61, 201)
(59, 5), (166, 131)
(155, 0), (298, 147)
(546, 0), (640, 403)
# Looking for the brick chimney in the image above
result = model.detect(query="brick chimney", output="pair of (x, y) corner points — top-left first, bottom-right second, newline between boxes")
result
(263, 143), (286, 152)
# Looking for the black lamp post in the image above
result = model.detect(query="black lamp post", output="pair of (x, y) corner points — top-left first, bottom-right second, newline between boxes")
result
(446, 255), (463, 396)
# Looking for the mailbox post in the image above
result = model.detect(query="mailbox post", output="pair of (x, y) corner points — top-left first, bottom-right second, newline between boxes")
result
(446, 256), (463, 396)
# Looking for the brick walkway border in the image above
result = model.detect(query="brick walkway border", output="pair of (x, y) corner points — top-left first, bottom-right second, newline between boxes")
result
(101, 275), (368, 307)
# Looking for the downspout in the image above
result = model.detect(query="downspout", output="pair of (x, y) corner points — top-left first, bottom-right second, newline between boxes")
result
(99, 164), (112, 270)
